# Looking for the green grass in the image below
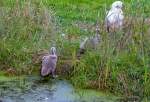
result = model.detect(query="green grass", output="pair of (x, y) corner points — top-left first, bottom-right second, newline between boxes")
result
(0, 0), (150, 100)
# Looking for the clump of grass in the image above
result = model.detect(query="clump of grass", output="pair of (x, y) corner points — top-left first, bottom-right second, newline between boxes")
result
(0, 0), (57, 74)
(69, 0), (150, 100)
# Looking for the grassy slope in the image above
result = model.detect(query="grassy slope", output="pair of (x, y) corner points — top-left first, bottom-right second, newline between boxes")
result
(0, 0), (150, 100)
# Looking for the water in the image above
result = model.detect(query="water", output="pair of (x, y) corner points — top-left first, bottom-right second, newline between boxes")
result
(0, 76), (118, 102)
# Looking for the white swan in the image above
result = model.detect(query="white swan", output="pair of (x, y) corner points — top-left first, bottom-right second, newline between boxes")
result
(106, 1), (124, 32)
